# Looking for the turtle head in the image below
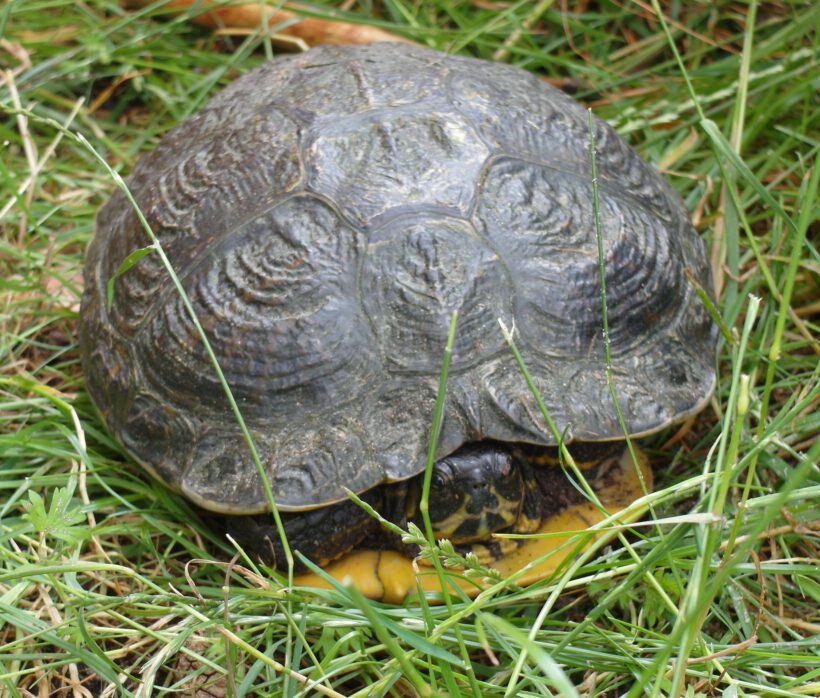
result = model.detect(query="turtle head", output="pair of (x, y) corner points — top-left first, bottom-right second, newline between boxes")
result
(425, 444), (525, 544)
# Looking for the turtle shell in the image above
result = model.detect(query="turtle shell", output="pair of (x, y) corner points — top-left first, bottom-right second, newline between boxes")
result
(80, 43), (716, 514)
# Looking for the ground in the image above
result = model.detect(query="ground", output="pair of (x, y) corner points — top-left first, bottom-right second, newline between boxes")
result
(0, 1), (818, 697)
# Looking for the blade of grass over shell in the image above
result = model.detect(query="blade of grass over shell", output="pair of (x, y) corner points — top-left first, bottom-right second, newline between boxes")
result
(416, 310), (483, 696)
(500, 111), (697, 694)
(0, 106), (295, 583)
(586, 108), (649, 498)
(418, 311), (458, 541)
(104, 244), (156, 311)
(85, 135), (295, 578)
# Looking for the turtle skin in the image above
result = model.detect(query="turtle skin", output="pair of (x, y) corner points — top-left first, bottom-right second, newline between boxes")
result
(79, 43), (717, 570)
(223, 441), (622, 571)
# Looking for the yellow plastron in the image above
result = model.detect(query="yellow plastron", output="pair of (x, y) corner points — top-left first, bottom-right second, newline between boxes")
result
(293, 447), (652, 603)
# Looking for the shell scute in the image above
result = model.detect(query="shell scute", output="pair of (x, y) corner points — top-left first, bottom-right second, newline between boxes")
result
(119, 391), (198, 487)
(360, 215), (511, 374)
(450, 71), (675, 221)
(181, 429), (270, 513)
(306, 109), (489, 226)
(269, 418), (377, 510)
(136, 199), (376, 418)
(101, 107), (302, 337)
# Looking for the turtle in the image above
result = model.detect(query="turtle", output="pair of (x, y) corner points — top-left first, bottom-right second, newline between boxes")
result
(79, 42), (716, 595)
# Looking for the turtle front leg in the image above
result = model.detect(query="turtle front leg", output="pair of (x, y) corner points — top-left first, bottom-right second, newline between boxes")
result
(219, 490), (384, 570)
(528, 442), (632, 515)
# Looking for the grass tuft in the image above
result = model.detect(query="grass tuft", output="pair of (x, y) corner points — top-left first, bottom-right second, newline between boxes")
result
(1, 1), (818, 696)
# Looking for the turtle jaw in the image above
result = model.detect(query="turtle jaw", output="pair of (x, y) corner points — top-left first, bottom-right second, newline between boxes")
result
(431, 492), (521, 545)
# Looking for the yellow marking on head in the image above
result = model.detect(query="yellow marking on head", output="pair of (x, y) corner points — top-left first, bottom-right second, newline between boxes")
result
(431, 491), (520, 543)
(429, 499), (471, 540)
(526, 453), (560, 467)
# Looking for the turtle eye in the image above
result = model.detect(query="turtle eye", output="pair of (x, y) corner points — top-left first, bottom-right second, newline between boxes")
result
(431, 471), (447, 490)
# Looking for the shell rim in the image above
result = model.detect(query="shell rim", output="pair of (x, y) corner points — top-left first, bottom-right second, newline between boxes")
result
(120, 371), (715, 515)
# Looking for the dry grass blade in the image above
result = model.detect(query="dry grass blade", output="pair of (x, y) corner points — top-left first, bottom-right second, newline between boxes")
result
(121, 0), (413, 47)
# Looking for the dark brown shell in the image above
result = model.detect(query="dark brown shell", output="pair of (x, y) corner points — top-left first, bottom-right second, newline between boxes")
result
(80, 43), (716, 513)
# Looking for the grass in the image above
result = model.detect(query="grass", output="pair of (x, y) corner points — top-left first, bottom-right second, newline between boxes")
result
(1, 0), (818, 696)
